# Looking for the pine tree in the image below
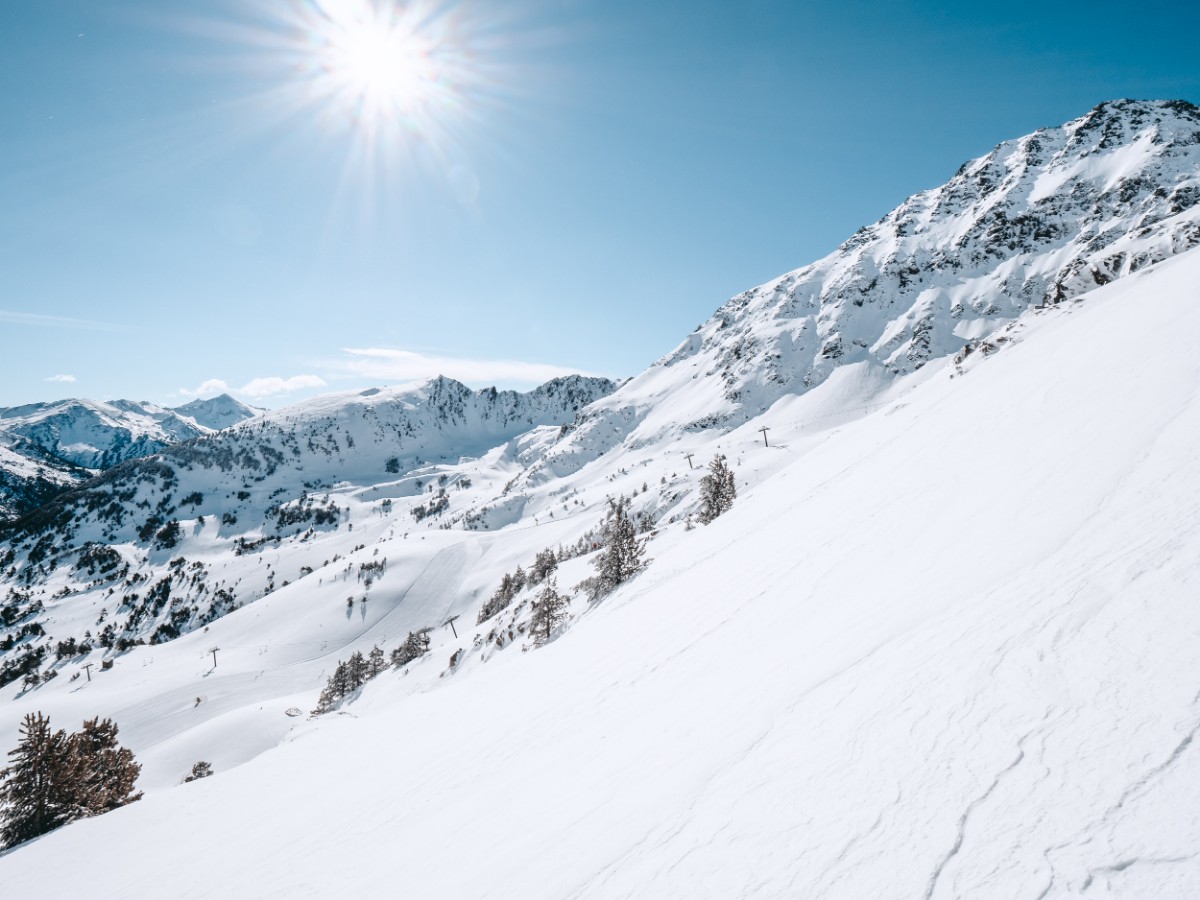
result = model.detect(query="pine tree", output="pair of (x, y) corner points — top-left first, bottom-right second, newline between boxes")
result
(390, 631), (430, 668)
(530, 579), (569, 646)
(590, 496), (650, 599)
(345, 651), (369, 691)
(698, 454), (737, 524)
(183, 761), (213, 783)
(367, 645), (386, 678)
(529, 548), (558, 585)
(0, 713), (70, 848)
(314, 660), (350, 713)
(0, 713), (141, 849)
(63, 717), (141, 817)
(477, 572), (519, 624)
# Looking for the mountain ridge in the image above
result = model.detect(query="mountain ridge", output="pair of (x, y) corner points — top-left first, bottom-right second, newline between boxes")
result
(529, 99), (1200, 480)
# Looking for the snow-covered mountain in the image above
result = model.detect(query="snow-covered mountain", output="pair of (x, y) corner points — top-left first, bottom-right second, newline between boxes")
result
(0, 373), (616, 655)
(0, 396), (259, 470)
(0, 395), (261, 519)
(536, 98), (1200, 473)
(2, 100), (1200, 897)
(172, 394), (262, 431)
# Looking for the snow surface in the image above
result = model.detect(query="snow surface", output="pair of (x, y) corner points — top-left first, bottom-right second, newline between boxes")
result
(3, 243), (1199, 898)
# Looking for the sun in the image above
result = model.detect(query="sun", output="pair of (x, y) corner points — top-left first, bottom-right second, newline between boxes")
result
(277, 0), (480, 161)
(314, 7), (444, 122)
(192, 0), (517, 200)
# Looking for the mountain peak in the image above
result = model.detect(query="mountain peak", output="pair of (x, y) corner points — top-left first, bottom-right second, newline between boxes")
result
(172, 394), (261, 431)
(533, 100), (1200, 468)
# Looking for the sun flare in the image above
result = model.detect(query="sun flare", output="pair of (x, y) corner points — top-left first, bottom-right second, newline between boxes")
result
(316, 11), (443, 120)
(277, 0), (485, 164)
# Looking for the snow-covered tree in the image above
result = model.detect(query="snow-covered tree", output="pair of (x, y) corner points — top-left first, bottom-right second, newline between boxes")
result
(698, 454), (736, 524)
(590, 496), (650, 599)
(530, 579), (569, 646)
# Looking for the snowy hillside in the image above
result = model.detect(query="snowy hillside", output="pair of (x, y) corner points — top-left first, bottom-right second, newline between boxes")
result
(537, 99), (1200, 476)
(2, 99), (1199, 897)
(3, 229), (1199, 900)
(0, 433), (86, 521)
(0, 374), (616, 667)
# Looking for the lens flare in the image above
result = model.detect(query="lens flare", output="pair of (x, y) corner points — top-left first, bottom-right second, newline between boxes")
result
(301, 0), (465, 141)
(163, 0), (528, 217)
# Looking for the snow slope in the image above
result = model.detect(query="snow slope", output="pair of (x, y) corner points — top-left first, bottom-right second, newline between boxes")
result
(2, 245), (1198, 897)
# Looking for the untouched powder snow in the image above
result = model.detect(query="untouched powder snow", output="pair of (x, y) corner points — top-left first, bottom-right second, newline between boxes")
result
(3, 248), (1199, 896)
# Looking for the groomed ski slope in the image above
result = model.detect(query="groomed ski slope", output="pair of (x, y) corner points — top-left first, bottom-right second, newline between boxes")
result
(5, 249), (1200, 898)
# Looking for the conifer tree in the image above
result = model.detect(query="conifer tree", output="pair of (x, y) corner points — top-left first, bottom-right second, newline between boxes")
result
(367, 645), (386, 678)
(530, 579), (569, 646)
(590, 496), (650, 599)
(314, 660), (351, 713)
(63, 717), (142, 817)
(529, 548), (558, 585)
(345, 651), (368, 691)
(390, 631), (430, 668)
(0, 713), (70, 848)
(477, 572), (519, 624)
(0, 713), (142, 849)
(698, 454), (737, 524)
(183, 761), (213, 783)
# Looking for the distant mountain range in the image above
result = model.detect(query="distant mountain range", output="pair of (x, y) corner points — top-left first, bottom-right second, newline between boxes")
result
(0, 394), (261, 517)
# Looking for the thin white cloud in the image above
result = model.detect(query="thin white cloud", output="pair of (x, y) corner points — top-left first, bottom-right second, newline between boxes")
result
(337, 348), (598, 387)
(239, 375), (327, 398)
(44, 374), (77, 383)
(180, 375), (326, 399)
(188, 379), (231, 397)
(1, 310), (128, 331)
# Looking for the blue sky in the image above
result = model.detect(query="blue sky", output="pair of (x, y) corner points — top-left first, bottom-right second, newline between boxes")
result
(2, 0), (1198, 408)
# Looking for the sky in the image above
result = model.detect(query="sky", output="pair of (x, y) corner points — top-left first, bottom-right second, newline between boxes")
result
(2, 0), (1198, 409)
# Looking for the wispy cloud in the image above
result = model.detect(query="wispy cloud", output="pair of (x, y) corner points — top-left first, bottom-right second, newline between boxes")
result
(44, 374), (77, 383)
(181, 374), (327, 399)
(337, 348), (598, 387)
(1, 310), (128, 332)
